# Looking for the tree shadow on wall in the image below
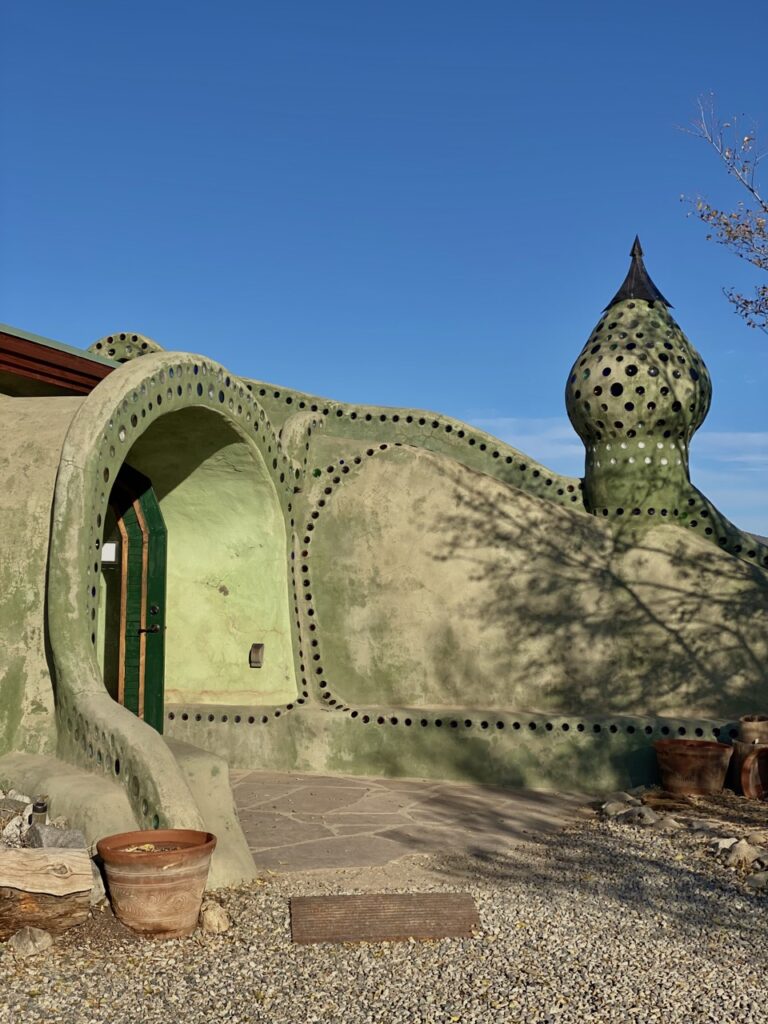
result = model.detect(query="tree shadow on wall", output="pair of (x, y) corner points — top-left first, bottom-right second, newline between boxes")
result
(432, 465), (768, 720)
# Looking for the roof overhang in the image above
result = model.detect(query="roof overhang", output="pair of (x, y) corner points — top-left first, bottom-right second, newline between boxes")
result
(0, 323), (117, 394)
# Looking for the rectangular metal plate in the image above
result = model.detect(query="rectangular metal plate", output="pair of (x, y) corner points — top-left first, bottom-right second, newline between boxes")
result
(290, 892), (480, 945)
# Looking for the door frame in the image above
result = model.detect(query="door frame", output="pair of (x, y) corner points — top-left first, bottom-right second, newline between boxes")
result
(108, 466), (167, 733)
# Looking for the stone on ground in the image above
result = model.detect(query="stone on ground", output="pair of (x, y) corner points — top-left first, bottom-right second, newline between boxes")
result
(723, 839), (763, 869)
(25, 824), (87, 850)
(614, 804), (658, 827)
(8, 926), (54, 958)
(199, 900), (231, 934)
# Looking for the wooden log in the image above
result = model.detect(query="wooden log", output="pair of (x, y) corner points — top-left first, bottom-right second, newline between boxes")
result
(0, 849), (92, 896)
(0, 886), (90, 939)
(0, 850), (93, 940)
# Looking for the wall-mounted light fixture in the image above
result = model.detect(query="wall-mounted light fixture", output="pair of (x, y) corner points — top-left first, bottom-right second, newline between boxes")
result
(248, 643), (265, 669)
(101, 541), (119, 567)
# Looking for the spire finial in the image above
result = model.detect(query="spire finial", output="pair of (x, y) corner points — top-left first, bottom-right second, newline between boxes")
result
(604, 236), (671, 310)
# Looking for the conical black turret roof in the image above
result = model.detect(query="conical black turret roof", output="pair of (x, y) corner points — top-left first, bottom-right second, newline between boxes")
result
(604, 236), (672, 310)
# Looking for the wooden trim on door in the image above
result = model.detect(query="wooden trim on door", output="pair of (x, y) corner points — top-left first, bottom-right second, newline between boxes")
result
(133, 496), (150, 721)
(116, 516), (130, 705)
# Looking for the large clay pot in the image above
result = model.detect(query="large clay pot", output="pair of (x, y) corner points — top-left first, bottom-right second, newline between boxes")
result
(654, 739), (732, 796)
(739, 715), (768, 745)
(97, 829), (216, 939)
(741, 747), (768, 800)
(729, 740), (768, 794)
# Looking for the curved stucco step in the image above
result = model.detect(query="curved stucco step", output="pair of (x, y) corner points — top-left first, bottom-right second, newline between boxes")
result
(0, 751), (137, 850)
(165, 739), (256, 888)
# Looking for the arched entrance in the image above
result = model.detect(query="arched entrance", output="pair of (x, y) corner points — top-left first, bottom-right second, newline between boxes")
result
(99, 466), (167, 732)
(96, 405), (297, 717)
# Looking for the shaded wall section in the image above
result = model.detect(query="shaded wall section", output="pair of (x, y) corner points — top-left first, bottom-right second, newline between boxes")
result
(311, 445), (768, 718)
(0, 395), (83, 754)
(123, 408), (297, 705)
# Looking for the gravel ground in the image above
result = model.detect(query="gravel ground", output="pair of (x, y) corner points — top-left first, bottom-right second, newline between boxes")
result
(3, 805), (768, 1024)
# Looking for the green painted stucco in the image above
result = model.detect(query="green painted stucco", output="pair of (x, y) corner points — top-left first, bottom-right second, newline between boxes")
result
(0, 245), (767, 878)
(309, 444), (768, 717)
(123, 408), (296, 706)
(0, 395), (83, 757)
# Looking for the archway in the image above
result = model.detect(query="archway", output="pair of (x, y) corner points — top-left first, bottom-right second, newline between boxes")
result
(98, 465), (167, 731)
(96, 406), (297, 715)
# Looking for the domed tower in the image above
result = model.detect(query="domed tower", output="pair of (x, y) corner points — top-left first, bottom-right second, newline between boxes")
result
(566, 238), (712, 521)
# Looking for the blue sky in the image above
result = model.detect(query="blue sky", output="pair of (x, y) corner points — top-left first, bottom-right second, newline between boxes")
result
(2, 1), (766, 530)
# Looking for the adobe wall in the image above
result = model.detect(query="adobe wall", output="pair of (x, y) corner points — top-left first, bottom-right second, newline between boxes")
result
(0, 395), (83, 755)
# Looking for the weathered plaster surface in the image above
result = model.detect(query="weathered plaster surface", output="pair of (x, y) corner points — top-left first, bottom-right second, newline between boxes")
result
(0, 396), (82, 756)
(310, 445), (768, 718)
(164, 704), (740, 795)
(4, 272), (768, 855)
(126, 408), (296, 705)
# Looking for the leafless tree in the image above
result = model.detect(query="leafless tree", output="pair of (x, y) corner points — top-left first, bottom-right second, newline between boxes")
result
(682, 94), (768, 333)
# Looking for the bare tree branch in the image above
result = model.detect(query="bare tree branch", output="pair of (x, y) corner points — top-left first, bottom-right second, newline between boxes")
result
(681, 94), (768, 333)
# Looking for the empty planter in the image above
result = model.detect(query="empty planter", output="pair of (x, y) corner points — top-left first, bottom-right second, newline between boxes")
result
(739, 715), (768, 745)
(741, 747), (768, 800)
(97, 829), (217, 938)
(654, 739), (732, 796)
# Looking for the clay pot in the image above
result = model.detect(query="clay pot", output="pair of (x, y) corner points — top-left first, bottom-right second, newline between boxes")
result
(654, 739), (732, 796)
(739, 715), (768, 745)
(97, 829), (216, 939)
(741, 747), (768, 800)
(729, 739), (768, 794)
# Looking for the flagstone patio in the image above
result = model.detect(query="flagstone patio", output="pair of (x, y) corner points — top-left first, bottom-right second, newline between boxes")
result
(230, 769), (586, 871)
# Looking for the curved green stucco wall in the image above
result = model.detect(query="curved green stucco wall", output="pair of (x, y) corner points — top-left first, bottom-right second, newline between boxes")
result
(0, 395), (82, 756)
(43, 352), (299, 831)
(4, 240), (768, 810)
(308, 444), (768, 718)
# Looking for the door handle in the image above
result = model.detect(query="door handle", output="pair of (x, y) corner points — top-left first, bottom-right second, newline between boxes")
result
(137, 624), (161, 634)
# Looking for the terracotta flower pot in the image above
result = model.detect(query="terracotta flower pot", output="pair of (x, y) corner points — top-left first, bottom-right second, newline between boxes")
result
(739, 715), (768, 745)
(741, 747), (768, 800)
(97, 829), (216, 939)
(654, 739), (732, 796)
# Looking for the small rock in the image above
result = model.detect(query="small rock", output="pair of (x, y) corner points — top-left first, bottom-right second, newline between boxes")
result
(1, 815), (25, 844)
(199, 901), (231, 934)
(601, 801), (632, 819)
(746, 830), (768, 847)
(615, 805), (659, 827)
(8, 927), (54, 958)
(709, 837), (739, 853)
(723, 840), (762, 870)
(652, 815), (683, 832)
(745, 871), (768, 891)
(626, 785), (648, 798)
(0, 798), (27, 829)
(25, 824), (87, 850)
(687, 819), (723, 835)
(604, 791), (642, 807)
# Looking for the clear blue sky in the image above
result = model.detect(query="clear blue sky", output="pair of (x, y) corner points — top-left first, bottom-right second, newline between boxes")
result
(2, 1), (766, 530)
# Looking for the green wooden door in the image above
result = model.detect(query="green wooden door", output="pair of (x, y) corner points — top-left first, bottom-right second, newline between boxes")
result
(111, 468), (167, 733)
